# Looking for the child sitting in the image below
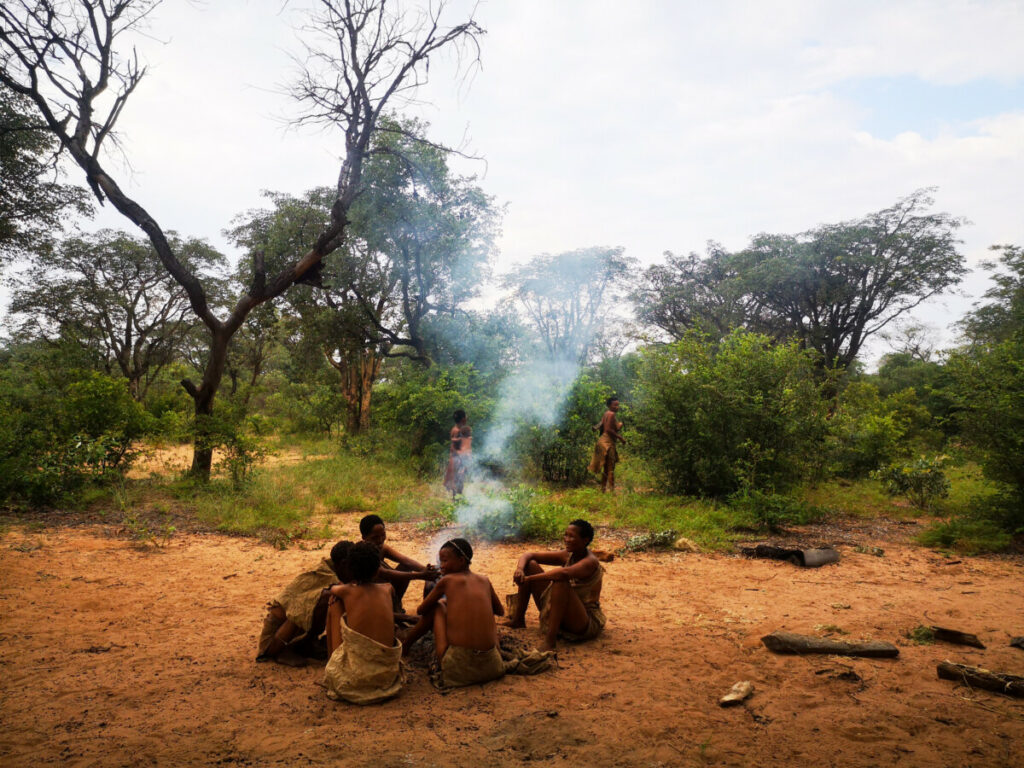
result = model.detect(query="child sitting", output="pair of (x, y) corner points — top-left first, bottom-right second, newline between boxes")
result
(403, 538), (507, 688)
(256, 540), (353, 667)
(323, 542), (405, 704)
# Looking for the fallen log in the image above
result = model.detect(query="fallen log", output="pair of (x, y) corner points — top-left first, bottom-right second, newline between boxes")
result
(762, 630), (899, 658)
(931, 626), (985, 649)
(741, 545), (840, 568)
(936, 662), (1024, 698)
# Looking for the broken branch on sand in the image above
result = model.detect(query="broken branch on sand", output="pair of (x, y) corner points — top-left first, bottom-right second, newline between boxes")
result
(937, 662), (1024, 698)
(761, 630), (899, 658)
(930, 626), (985, 649)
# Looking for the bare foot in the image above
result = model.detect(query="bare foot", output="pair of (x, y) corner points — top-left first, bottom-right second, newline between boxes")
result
(539, 640), (556, 652)
(502, 619), (526, 629)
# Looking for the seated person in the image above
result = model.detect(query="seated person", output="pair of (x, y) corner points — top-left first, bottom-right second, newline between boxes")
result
(403, 538), (507, 688)
(359, 514), (436, 613)
(323, 542), (405, 704)
(256, 540), (353, 667)
(505, 519), (605, 651)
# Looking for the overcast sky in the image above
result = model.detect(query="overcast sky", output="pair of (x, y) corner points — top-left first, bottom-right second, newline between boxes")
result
(73, 0), (1024, 357)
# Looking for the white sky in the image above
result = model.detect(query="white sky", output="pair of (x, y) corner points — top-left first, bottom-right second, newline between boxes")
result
(62, 1), (1024, 358)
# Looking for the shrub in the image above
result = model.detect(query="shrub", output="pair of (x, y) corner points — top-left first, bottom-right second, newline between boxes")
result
(827, 382), (931, 477)
(727, 487), (823, 532)
(505, 374), (613, 485)
(632, 330), (826, 496)
(464, 484), (567, 542)
(874, 455), (951, 510)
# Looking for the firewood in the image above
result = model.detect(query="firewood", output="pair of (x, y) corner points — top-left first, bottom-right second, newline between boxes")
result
(930, 626), (985, 649)
(761, 630), (899, 658)
(936, 662), (1024, 698)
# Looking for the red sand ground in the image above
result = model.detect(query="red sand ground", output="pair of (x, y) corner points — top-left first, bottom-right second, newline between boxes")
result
(1, 516), (1022, 767)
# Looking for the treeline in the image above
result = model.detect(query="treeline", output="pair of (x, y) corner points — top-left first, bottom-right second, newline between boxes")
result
(1, 3), (1021, 550)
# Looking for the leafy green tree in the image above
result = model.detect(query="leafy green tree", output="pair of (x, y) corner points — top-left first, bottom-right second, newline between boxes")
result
(504, 247), (635, 365)
(7, 229), (225, 400)
(0, 89), (89, 263)
(632, 330), (826, 496)
(632, 245), (754, 341)
(634, 191), (966, 373)
(948, 244), (1024, 516)
(0, 0), (482, 477)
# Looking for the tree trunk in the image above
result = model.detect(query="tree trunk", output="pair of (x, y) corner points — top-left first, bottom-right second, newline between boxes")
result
(184, 328), (232, 480)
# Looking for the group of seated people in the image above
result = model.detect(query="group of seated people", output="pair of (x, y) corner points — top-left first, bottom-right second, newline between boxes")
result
(256, 514), (606, 703)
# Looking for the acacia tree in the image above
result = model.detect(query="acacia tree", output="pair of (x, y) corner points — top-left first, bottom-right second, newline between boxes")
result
(503, 246), (635, 365)
(0, 0), (482, 476)
(7, 229), (226, 400)
(635, 190), (965, 372)
(631, 244), (761, 341)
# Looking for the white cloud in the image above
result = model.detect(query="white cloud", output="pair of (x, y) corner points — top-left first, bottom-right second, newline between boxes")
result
(39, 0), (1024, 357)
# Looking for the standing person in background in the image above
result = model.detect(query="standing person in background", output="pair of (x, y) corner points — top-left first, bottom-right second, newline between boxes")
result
(443, 409), (468, 498)
(453, 424), (473, 495)
(588, 397), (626, 493)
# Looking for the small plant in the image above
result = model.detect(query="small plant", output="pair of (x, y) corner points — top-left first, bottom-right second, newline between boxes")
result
(623, 529), (678, 552)
(906, 625), (935, 644)
(728, 486), (821, 532)
(874, 455), (951, 510)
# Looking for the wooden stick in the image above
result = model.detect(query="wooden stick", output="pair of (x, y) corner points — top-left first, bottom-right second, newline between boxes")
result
(937, 662), (1024, 698)
(762, 630), (899, 658)
(931, 626), (985, 649)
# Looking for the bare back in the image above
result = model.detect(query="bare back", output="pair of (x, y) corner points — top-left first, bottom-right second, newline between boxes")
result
(337, 582), (395, 647)
(440, 571), (500, 650)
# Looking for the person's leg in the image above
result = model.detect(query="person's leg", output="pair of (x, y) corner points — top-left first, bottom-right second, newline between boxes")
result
(261, 605), (308, 667)
(433, 600), (450, 659)
(540, 582), (590, 651)
(325, 599), (343, 656)
(400, 606), (435, 655)
(390, 564), (415, 610)
(505, 559), (546, 628)
(602, 451), (615, 492)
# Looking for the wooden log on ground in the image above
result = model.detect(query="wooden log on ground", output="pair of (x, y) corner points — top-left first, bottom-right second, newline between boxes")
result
(936, 662), (1024, 697)
(931, 626), (985, 649)
(762, 630), (899, 658)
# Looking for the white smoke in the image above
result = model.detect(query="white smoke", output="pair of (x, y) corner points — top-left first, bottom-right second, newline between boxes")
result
(427, 355), (582, 556)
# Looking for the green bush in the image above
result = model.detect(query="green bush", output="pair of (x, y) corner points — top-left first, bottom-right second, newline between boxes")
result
(632, 330), (827, 496)
(374, 363), (496, 458)
(874, 455), (951, 510)
(827, 382), (931, 477)
(728, 487), (823, 532)
(505, 374), (613, 485)
(0, 368), (150, 505)
(464, 484), (567, 542)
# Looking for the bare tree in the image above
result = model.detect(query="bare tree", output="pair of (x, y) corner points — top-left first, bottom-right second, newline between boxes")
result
(0, 0), (482, 476)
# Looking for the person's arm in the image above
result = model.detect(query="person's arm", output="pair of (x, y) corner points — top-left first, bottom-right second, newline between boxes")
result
(416, 576), (449, 615)
(524, 554), (599, 586)
(513, 550), (568, 584)
(605, 412), (626, 445)
(381, 544), (433, 574)
(488, 581), (504, 617)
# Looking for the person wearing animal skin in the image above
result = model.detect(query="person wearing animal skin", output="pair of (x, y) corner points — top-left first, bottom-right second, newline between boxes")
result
(322, 542), (405, 704)
(256, 540), (353, 667)
(588, 397), (626, 492)
(505, 519), (606, 651)
(401, 538), (508, 687)
(359, 514), (436, 614)
(443, 409), (468, 498)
